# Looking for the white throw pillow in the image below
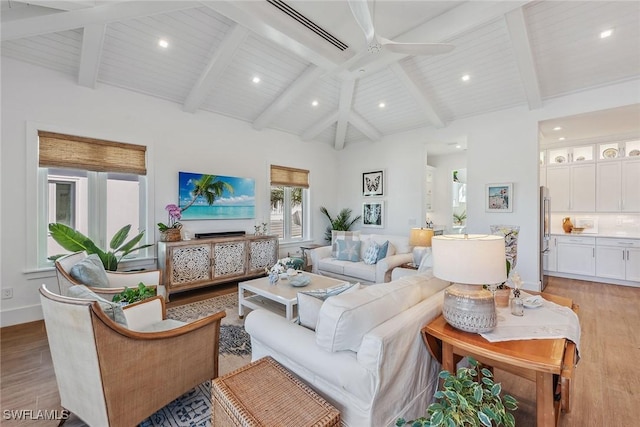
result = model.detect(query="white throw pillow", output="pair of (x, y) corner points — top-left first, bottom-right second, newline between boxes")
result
(418, 248), (433, 273)
(297, 283), (361, 330)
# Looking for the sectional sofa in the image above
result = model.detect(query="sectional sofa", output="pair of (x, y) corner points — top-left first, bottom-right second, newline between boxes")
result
(245, 272), (450, 427)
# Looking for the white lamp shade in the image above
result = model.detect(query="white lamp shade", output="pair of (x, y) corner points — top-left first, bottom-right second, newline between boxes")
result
(432, 234), (506, 285)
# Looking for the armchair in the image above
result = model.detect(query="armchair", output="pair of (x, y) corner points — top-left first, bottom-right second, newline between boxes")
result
(39, 284), (225, 426)
(55, 251), (161, 300)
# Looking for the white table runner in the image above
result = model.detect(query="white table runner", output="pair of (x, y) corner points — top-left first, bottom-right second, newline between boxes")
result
(480, 292), (581, 362)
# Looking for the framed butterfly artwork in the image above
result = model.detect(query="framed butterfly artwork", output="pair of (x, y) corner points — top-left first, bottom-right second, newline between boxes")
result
(362, 170), (384, 197)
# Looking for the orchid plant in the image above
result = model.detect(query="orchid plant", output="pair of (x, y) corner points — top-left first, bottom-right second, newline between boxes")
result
(157, 204), (182, 232)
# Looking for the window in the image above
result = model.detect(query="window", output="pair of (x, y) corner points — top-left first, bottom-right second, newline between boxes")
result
(37, 131), (148, 267)
(270, 165), (309, 242)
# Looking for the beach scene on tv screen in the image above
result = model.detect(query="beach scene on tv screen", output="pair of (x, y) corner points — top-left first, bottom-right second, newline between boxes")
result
(178, 171), (255, 220)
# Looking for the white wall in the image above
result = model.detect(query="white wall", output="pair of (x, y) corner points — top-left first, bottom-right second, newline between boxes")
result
(2, 57), (638, 326)
(0, 58), (338, 326)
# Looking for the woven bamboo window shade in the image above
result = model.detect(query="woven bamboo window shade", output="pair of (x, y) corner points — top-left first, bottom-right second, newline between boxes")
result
(270, 165), (309, 189)
(38, 131), (147, 175)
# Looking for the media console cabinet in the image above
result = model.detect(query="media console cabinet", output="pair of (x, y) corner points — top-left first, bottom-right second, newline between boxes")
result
(158, 234), (278, 301)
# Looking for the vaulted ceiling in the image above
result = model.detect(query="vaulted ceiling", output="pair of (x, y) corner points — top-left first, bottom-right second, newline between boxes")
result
(2, 1), (639, 154)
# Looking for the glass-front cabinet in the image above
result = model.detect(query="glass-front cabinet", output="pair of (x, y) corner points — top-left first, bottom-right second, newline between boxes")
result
(546, 145), (594, 165)
(598, 140), (640, 160)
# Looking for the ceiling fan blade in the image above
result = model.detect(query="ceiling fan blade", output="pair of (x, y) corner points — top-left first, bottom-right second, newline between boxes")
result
(347, 0), (376, 43)
(381, 38), (455, 56)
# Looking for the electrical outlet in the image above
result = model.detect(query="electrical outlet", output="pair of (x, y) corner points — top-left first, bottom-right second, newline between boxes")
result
(1, 288), (13, 299)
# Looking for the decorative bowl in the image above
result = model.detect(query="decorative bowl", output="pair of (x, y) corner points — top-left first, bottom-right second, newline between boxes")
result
(571, 227), (585, 234)
(290, 274), (311, 287)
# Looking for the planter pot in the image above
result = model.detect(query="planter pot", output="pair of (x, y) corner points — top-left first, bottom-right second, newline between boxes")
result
(494, 288), (511, 307)
(160, 228), (182, 242)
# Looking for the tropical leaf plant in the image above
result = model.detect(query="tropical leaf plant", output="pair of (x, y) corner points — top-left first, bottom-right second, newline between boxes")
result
(48, 223), (154, 271)
(396, 357), (518, 427)
(112, 282), (156, 304)
(320, 206), (362, 243)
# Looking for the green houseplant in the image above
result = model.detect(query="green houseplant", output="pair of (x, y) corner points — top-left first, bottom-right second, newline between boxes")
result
(453, 210), (467, 226)
(396, 357), (518, 427)
(111, 282), (156, 304)
(48, 223), (154, 271)
(320, 207), (362, 243)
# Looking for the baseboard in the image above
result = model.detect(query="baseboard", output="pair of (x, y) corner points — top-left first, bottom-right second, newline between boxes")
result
(0, 303), (43, 328)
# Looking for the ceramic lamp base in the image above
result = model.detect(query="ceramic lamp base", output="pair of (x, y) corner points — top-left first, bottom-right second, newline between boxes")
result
(442, 283), (497, 333)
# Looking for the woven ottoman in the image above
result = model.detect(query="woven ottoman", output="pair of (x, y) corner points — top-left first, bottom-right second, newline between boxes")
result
(212, 356), (340, 426)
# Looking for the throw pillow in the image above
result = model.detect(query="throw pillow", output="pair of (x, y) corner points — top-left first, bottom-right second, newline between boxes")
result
(336, 239), (361, 262)
(67, 285), (128, 327)
(69, 254), (109, 288)
(297, 282), (360, 330)
(375, 240), (390, 262)
(331, 230), (360, 258)
(363, 241), (380, 265)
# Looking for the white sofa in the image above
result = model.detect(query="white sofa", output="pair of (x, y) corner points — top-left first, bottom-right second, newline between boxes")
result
(310, 233), (413, 284)
(245, 272), (450, 427)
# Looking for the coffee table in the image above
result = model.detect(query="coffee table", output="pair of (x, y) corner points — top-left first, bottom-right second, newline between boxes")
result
(422, 293), (578, 427)
(238, 272), (348, 320)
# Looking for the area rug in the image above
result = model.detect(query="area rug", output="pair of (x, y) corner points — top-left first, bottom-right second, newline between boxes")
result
(139, 292), (251, 427)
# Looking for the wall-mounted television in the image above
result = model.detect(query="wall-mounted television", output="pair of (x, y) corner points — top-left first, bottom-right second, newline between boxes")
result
(178, 171), (255, 220)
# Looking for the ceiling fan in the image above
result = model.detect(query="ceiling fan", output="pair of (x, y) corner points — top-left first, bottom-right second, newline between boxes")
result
(347, 0), (455, 55)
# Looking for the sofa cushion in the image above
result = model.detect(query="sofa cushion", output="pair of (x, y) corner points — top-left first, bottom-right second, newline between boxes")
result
(317, 258), (349, 275)
(336, 239), (361, 262)
(68, 285), (127, 326)
(418, 248), (433, 273)
(342, 262), (376, 283)
(297, 283), (361, 330)
(331, 230), (360, 258)
(376, 240), (390, 261)
(315, 279), (423, 353)
(362, 241), (379, 265)
(69, 254), (109, 288)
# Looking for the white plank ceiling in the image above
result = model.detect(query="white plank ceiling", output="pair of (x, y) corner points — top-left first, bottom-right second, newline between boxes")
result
(2, 0), (639, 154)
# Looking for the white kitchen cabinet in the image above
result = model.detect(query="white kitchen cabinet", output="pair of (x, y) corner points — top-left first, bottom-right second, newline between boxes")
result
(557, 235), (595, 276)
(547, 164), (595, 212)
(596, 238), (640, 282)
(597, 159), (640, 212)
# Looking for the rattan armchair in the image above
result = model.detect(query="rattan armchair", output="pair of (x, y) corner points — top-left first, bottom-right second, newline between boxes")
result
(39, 284), (226, 426)
(54, 251), (161, 300)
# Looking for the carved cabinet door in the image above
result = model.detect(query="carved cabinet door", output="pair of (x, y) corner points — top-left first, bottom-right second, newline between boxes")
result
(248, 237), (278, 275)
(168, 244), (212, 288)
(212, 241), (247, 279)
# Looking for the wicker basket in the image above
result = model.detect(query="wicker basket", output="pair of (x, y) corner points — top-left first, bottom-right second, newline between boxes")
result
(160, 228), (181, 242)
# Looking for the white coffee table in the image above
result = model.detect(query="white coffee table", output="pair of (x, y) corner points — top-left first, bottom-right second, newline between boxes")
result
(238, 273), (348, 320)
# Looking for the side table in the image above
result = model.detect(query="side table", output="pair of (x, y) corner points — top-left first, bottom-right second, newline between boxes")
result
(421, 293), (578, 427)
(399, 262), (418, 270)
(300, 244), (322, 271)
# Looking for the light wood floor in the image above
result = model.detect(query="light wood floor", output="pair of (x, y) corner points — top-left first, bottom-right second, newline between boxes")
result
(1, 277), (638, 426)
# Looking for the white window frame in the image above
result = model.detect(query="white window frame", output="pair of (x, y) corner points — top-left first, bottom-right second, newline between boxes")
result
(26, 121), (155, 270)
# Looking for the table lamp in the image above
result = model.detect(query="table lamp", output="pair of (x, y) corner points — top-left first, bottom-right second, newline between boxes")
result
(409, 227), (434, 266)
(432, 234), (506, 333)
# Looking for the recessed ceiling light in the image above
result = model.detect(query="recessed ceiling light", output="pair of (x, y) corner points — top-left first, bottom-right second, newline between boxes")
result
(600, 29), (613, 39)
(378, 102), (386, 108)
(461, 74), (470, 82)
(455, 144), (462, 149)
(553, 126), (562, 131)
(158, 39), (169, 49)
(559, 137), (566, 141)
(252, 76), (261, 84)
(311, 100), (319, 107)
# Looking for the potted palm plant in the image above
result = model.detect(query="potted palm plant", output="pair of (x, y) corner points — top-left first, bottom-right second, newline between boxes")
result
(320, 207), (362, 243)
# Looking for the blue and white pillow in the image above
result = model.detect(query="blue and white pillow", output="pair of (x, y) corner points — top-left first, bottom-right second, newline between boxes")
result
(363, 241), (380, 265)
(376, 240), (390, 262)
(336, 239), (361, 262)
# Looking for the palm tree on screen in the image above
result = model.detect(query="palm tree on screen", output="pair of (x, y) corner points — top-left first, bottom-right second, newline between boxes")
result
(181, 174), (234, 211)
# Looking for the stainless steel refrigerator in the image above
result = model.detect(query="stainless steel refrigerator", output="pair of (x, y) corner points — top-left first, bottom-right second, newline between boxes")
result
(540, 186), (551, 290)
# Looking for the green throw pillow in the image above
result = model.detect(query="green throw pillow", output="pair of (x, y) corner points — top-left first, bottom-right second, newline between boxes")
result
(68, 285), (127, 327)
(69, 254), (109, 288)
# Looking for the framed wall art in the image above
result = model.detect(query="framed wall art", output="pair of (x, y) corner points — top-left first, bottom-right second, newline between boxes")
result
(362, 201), (384, 228)
(485, 183), (513, 213)
(362, 170), (384, 197)
(178, 171), (255, 220)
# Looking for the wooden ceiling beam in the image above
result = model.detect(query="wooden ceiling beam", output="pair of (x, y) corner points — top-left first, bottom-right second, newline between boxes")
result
(390, 62), (445, 129)
(301, 111), (339, 141)
(349, 111), (381, 142)
(77, 23), (105, 89)
(334, 79), (355, 150)
(183, 24), (249, 113)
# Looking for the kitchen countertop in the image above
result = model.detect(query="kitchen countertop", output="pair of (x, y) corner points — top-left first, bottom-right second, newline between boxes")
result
(551, 231), (640, 239)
